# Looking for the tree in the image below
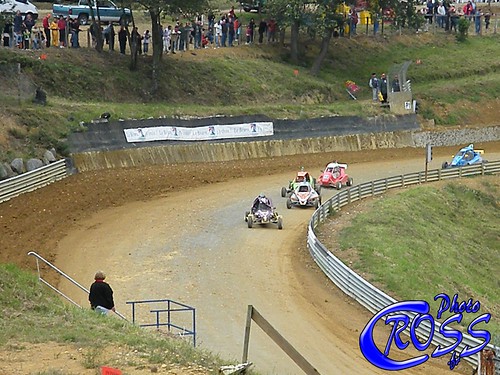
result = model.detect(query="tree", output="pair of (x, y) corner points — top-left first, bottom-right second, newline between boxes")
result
(266, 0), (310, 64)
(310, 0), (344, 76)
(86, 0), (105, 52)
(135, 0), (208, 93)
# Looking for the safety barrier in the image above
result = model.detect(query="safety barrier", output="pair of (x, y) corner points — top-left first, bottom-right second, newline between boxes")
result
(307, 160), (500, 369)
(0, 159), (68, 204)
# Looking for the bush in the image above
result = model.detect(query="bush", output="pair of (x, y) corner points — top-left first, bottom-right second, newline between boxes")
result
(456, 18), (470, 42)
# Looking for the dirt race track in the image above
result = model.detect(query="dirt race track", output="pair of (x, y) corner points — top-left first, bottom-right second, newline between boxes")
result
(1, 143), (499, 375)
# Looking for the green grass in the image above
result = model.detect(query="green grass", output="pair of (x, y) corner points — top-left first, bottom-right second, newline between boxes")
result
(1, 28), (500, 159)
(0, 264), (260, 373)
(337, 177), (499, 337)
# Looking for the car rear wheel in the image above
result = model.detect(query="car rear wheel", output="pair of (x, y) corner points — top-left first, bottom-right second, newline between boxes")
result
(244, 211), (250, 221)
(347, 178), (353, 186)
(314, 199), (320, 209)
(277, 217), (283, 230)
(78, 14), (89, 26)
(281, 187), (287, 197)
(286, 199), (292, 209)
(247, 216), (253, 228)
(336, 182), (342, 190)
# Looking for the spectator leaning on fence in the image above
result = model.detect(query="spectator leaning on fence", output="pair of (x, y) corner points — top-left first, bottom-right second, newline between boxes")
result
(369, 73), (379, 102)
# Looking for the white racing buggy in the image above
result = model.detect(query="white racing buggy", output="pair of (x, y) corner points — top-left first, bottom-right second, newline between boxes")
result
(286, 182), (321, 209)
(245, 195), (283, 230)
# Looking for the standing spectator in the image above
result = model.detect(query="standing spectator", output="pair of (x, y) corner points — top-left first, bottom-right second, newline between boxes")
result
(267, 18), (276, 43)
(70, 18), (81, 48)
(234, 17), (241, 45)
(258, 18), (267, 44)
(171, 24), (180, 53)
(221, 18), (228, 47)
(3, 19), (13, 47)
(50, 17), (59, 47)
(57, 14), (66, 48)
(349, 9), (358, 35)
(368, 72), (379, 102)
(227, 17), (235, 47)
(449, 6), (459, 32)
(214, 19), (222, 48)
(31, 24), (41, 49)
(484, 11), (491, 32)
(163, 25), (171, 53)
(13, 10), (23, 48)
(248, 18), (255, 43)
(24, 14), (35, 33)
(118, 25), (127, 54)
(391, 75), (400, 92)
(380, 73), (388, 103)
(89, 271), (115, 315)
(474, 9), (482, 35)
(42, 13), (51, 48)
(107, 23), (115, 50)
(22, 24), (30, 49)
(143, 29), (150, 54)
(194, 20), (202, 49)
(437, 2), (446, 28)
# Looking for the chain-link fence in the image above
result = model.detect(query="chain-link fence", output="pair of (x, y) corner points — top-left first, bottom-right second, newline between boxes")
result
(0, 62), (38, 102)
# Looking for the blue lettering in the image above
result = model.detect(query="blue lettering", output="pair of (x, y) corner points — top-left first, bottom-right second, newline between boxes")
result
(410, 314), (434, 351)
(384, 314), (410, 355)
(359, 301), (429, 371)
(460, 314), (491, 358)
(435, 293), (450, 319)
(432, 314), (463, 358)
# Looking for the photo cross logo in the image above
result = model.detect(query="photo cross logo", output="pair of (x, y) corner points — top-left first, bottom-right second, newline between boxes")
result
(359, 293), (491, 371)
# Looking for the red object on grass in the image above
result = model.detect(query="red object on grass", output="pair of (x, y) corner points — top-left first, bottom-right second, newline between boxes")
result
(101, 366), (122, 375)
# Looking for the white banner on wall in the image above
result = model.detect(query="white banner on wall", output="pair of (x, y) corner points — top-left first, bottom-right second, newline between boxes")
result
(123, 122), (274, 143)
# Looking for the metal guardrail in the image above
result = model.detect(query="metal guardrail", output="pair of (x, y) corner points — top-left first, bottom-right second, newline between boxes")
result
(0, 159), (68, 204)
(307, 160), (500, 369)
(28, 251), (128, 321)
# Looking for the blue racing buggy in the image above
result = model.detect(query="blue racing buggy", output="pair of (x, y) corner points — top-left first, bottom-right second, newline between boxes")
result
(441, 144), (486, 169)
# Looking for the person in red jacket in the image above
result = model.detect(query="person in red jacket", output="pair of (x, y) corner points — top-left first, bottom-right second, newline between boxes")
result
(42, 13), (51, 48)
(57, 15), (66, 48)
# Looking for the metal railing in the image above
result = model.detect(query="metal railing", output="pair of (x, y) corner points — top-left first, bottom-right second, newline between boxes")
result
(126, 299), (197, 347)
(307, 160), (500, 369)
(0, 160), (68, 204)
(27, 251), (127, 320)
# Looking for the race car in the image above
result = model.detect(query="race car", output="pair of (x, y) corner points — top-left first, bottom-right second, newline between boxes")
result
(286, 182), (321, 209)
(281, 170), (319, 197)
(442, 144), (486, 169)
(245, 195), (283, 229)
(318, 162), (353, 189)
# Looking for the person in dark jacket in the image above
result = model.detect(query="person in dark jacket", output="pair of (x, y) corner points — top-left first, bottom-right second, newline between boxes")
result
(118, 25), (127, 54)
(89, 271), (115, 315)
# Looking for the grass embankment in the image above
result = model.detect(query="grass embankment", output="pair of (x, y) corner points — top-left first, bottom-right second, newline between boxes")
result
(1, 31), (500, 161)
(0, 263), (256, 374)
(329, 176), (499, 339)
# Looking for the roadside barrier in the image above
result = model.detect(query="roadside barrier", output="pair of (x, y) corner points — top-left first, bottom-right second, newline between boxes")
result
(307, 160), (500, 369)
(0, 159), (68, 204)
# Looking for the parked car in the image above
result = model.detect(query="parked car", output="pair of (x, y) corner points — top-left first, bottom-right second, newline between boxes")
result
(318, 162), (353, 189)
(52, 0), (131, 26)
(0, 0), (38, 20)
(441, 144), (487, 169)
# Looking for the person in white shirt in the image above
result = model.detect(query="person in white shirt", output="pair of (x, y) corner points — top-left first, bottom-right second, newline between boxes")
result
(437, 3), (446, 28)
(163, 25), (171, 53)
(214, 20), (222, 48)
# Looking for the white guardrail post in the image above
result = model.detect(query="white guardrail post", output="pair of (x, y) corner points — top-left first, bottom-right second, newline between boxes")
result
(0, 159), (68, 204)
(307, 161), (500, 369)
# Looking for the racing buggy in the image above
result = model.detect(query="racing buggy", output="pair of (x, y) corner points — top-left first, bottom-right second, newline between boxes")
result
(442, 144), (486, 169)
(286, 182), (322, 209)
(318, 162), (353, 189)
(281, 170), (320, 197)
(245, 196), (283, 230)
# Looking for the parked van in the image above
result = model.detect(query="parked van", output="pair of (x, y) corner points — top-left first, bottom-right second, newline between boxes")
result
(0, 0), (39, 19)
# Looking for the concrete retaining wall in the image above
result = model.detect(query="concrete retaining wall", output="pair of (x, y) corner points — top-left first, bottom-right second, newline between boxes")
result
(70, 118), (499, 172)
(72, 131), (417, 171)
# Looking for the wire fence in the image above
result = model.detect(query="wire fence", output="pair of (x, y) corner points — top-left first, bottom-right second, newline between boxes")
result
(0, 62), (38, 103)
